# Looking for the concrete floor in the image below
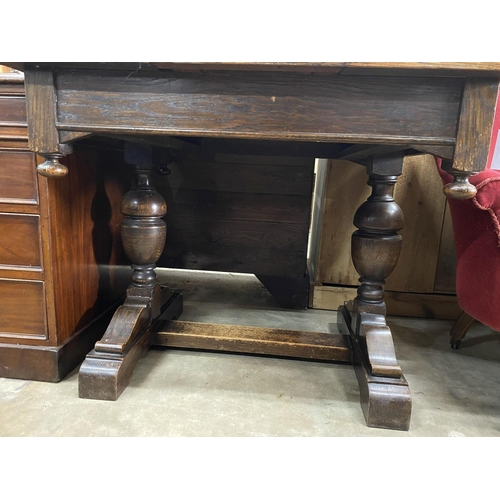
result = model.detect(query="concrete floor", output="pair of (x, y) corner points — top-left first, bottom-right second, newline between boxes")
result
(1, 269), (499, 437)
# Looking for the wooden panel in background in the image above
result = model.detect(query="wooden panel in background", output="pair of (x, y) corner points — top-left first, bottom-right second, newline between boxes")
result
(433, 203), (457, 293)
(386, 155), (447, 292)
(161, 244), (306, 277)
(166, 217), (308, 251)
(156, 152), (314, 280)
(315, 159), (370, 285)
(312, 285), (460, 320)
(163, 190), (310, 224)
(162, 158), (314, 195)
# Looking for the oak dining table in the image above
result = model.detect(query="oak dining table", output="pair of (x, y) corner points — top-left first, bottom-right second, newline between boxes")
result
(14, 62), (500, 430)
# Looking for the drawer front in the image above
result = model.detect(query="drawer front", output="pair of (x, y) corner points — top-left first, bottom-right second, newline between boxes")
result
(0, 279), (47, 339)
(0, 151), (38, 204)
(0, 95), (27, 125)
(0, 213), (41, 268)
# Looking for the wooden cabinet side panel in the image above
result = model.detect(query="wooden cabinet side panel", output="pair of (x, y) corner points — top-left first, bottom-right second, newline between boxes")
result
(45, 143), (131, 344)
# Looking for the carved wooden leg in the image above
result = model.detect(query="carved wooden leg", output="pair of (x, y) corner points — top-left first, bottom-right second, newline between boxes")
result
(79, 143), (182, 401)
(337, 152), (411, 431)
(450, 311), (475, 349)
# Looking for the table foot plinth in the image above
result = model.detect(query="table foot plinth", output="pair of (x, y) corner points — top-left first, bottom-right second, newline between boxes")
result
(78, 325), (152, 401)
(78, 287), (183, 401)
(338, 304), (411, 431)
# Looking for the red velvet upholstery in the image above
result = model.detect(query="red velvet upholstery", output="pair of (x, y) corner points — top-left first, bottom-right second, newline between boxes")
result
(437, 161), (500, 331)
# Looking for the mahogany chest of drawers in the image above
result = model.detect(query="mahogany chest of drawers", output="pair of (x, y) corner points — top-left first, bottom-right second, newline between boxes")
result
(0, 69), (130, 381)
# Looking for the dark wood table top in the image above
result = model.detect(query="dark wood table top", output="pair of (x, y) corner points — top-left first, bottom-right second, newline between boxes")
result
(7, 62), (500, 77)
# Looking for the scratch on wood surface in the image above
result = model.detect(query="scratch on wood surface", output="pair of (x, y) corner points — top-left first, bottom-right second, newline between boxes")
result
(126, 63), (142, 79)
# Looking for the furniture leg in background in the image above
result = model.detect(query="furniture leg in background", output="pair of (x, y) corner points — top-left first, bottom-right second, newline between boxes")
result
(78, 143), (182, 401)
(449, 311), (475, 349)
(338, 152), (412, 431)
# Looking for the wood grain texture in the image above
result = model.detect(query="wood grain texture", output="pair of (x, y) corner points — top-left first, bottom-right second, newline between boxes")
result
(452, 78), (500, 172)
(0, 95), (26, 125)
(160, 244), (306, 277)
(156, 151), (313, 279)
(0, 150), (38, 203)
(78, 291), (182, 400)
(0, 268), (44, 281)
(44, 143), (131, 344)
(386, 155), (447, 292)
(151, 62), (500, 77)
(0, 343), (59, 381)
(120, 148), (167, 288)
(360, 312), (401, 378)
(312, 285), (461, 320)
(79, 327), (152, 401)
(160, 158), (314, 195)
(315, 156), (453, 295)
(351, 158), (404, 305)
(160, 190), (311, 224)
(433, 203), (457, 293)
(24, 68), (60, 154)
(0, 304), (117, 381)
(316, 159), (371, 285)
(0, 213), (41, 267)
(0, 138), (29, 149)
(312, 285), (358, 310)
(0, 200), (40, 215)
(200, 138), (340, 159)
(0, 75), (134, 380)
(153, 320), (352, 362)
(0, 279), (47, 339)
(337, 304), (411, 431)
(55, 70), (463, 145)
(12, 62), (500, 76)
(166, 217), (307, 251)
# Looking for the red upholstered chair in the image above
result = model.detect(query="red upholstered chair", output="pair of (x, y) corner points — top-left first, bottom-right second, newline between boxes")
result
(437, 160), (500, 348)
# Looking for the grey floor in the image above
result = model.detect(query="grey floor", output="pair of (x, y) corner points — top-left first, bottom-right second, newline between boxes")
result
(1, 269), (499, 437)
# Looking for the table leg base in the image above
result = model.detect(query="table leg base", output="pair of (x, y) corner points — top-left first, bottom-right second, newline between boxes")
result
(78, 291), (183, 401)
(338, 305), (412, 431)
(78, 329), (151, 401)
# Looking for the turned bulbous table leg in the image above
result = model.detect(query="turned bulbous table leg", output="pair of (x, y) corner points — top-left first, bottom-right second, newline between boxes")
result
(338, 152), (412, 431)
(78, 143), (182, 401)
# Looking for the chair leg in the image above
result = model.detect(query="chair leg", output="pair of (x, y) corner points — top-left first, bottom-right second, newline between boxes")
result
(450, 311), (475, 349)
